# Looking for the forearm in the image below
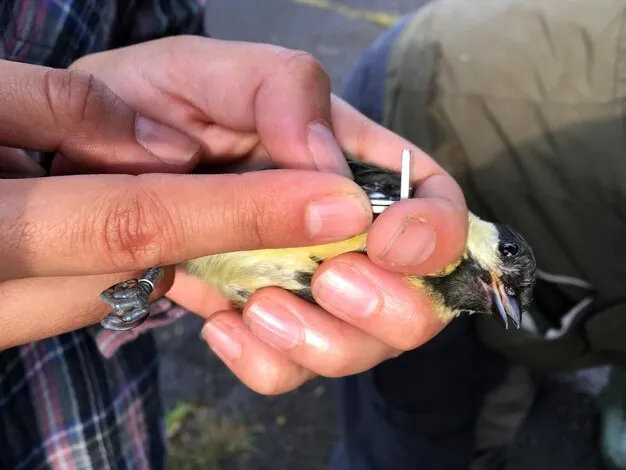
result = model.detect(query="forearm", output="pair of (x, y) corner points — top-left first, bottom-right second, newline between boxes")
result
(0, 271), (173, 350)
(0, 276), (108, 349)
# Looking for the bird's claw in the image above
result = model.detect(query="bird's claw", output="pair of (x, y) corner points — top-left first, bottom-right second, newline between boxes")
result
(99, 267), (164, 331)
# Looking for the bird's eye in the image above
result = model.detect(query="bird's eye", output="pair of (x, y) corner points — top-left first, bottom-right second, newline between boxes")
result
(499, 243), (519, 258)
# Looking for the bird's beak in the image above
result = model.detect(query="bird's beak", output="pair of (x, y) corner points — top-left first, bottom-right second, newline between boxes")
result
(489, 272), (522, 329)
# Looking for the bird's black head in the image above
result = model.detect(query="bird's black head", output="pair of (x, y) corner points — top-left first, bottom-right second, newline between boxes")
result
(490, 224), (536, 327)
(345, 158), (537, 329)
(424, 216), (536, 329)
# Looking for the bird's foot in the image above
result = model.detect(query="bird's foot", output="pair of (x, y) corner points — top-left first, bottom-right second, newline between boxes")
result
(100, 267), (164, 331)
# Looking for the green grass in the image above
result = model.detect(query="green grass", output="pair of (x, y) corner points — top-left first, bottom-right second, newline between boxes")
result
(166, 402), (196, 439)
(165, 402), (257, 470)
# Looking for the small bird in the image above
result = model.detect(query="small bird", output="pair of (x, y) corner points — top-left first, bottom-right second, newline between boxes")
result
(100, 153), (537, 331)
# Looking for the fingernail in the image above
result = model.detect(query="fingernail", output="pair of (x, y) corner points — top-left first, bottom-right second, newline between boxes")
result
(135, 115), (200, 164)
(307, 121), (352, 177)
(201, 321), (242, 362)
(313, 262), (380, 319)
(382, 217), (436, 266)
(307, 195), (371, 240)
(246, 298), (302, 350)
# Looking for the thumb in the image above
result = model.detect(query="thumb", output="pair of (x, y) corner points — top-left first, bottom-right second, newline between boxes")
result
(71, 38), (352, 177)
(0, 59), (200, 174)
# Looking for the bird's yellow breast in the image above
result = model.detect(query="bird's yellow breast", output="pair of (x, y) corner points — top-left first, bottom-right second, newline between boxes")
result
(184, 233), (368, 308)
(183, 212), (497, 322)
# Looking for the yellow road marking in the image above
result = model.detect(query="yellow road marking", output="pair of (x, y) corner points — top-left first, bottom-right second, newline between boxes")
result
(288, 0), (400, 28)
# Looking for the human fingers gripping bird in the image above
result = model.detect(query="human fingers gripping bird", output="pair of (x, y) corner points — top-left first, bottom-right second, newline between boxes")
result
(99, 150), (537, 332)
(184, 213), (534, 329)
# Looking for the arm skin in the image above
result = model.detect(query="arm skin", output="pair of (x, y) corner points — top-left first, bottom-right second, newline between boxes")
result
(0, 37), (469, 397)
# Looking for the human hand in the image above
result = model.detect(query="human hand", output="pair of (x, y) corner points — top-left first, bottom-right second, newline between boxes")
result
(166, 100), (469, 393)
(69, 36), (469, 394)
(0, 59), (373, 349)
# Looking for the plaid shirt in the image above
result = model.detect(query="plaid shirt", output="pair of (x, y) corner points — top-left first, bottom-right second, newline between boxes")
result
(0, 1), (203, 469)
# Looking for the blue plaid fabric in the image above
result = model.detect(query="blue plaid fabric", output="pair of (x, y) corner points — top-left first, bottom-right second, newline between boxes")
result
(0, 1), (203, 468)
(1, 0), (203, 67)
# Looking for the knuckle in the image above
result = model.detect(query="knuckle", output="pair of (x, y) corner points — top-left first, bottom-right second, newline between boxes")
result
(248, 198), (276, 246)
(0, 215), (39, 279)
(395, 337), (417, 352)
(95, 185), (177, 268)
(240, 207), (266, 249)
(316, 337), (355, 378)
(353, 118), (375, 161)
(281, 50), (330, 87)
(393, 332), (417, 351)
(395, 319), (431, 351)
(317, 343), (393, 379)
(42, 69), (108, 127)
(319, 359), (353, 379)
(231, 183), (273, 248)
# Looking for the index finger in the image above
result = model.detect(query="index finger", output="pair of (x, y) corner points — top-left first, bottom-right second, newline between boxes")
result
(0, 170), (372, 280)
(330, 95), (468, 275)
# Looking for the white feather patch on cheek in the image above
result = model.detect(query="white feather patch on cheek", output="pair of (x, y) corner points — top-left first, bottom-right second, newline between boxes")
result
(466, 214), (501, 274)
